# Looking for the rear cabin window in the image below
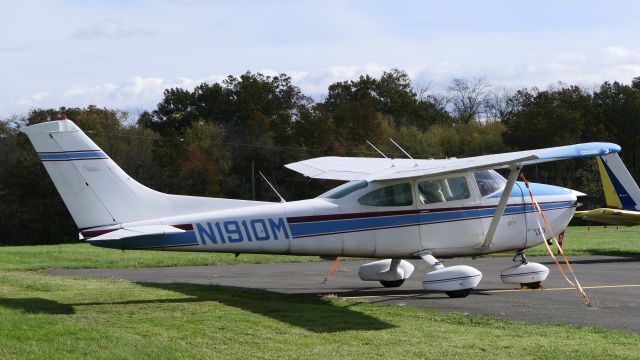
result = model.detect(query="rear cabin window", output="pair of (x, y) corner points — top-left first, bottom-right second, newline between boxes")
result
(418, 176), (470, 204)
(358, 183), (413, 207)
(320, 180), (368, 199)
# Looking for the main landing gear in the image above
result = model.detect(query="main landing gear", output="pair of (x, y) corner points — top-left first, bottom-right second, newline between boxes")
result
(419, 251), (482, 298)
(500, 251), (549, 289)
(358, 259), (415, 287)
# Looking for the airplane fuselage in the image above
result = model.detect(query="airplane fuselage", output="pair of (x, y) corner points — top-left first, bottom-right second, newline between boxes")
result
(85, 178), (578, 258)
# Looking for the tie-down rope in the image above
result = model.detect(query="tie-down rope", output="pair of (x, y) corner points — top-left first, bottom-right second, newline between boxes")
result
(521, 174), (591, 307)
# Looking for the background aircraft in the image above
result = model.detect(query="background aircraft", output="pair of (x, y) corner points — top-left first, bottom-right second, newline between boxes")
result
(21, 119), (620, 297)
(574, 153), (640, 226)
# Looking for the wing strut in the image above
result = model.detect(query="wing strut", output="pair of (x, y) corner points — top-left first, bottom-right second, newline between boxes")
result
(481, 166), (521, 248)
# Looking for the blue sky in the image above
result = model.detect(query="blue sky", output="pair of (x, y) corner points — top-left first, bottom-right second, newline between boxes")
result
(2, 0), (639, 118)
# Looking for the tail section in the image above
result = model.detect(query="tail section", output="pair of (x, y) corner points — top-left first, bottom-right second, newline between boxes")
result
(596, 153), (640, 211)
(21, 119), (267, 230)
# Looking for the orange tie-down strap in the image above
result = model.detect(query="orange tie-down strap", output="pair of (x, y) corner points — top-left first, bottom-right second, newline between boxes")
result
(323, 257), (342, 284)
(521, 174), (591, 307)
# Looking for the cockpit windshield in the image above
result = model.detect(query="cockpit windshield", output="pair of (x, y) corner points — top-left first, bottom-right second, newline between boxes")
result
(473, 170), (507, 197)
(319, 180), (368, 199)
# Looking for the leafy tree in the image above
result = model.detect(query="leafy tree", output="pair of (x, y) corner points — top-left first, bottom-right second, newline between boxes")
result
(500, 84), (600, 188)
(593, 81), (640, 179)
(323, 69), (452, 130)
(177, 121), (230, 196)
(502, 84), (593, 150)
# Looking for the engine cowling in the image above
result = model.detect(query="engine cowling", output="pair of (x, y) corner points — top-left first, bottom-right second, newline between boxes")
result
(358, 259), (415, 282)
(500, 262), (549, 285)
(422, 265), (482, 292)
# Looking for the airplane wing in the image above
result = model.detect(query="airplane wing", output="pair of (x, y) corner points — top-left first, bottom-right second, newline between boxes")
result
(574, 208), (640, 226)
(286, 142), (621, 181)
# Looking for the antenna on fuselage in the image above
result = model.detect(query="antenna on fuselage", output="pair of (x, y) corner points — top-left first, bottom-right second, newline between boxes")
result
(389, 138), (419, 167)
(366, 141), (388, 158)
(259, 171), (286, 203)
(366, 140), (396, 167)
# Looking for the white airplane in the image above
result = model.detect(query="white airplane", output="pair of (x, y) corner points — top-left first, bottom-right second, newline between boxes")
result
(21, 119), (621, 297)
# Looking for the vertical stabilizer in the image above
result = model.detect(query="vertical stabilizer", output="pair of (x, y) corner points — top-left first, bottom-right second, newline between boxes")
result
(597, 153), (640, 210)
(20, 120), (268, 230)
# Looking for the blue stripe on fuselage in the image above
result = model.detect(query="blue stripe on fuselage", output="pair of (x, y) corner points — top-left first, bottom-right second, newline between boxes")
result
(288, 201), (575, 238)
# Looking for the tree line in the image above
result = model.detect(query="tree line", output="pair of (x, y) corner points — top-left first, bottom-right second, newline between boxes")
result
(1, 69), (639, 245)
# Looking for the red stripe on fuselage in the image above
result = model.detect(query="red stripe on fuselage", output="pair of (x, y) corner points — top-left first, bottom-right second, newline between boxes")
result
(286, 200), (572, 224)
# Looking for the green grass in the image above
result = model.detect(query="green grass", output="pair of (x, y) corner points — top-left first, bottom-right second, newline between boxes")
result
(525, 226), (640, 256)
(0, 243), (318, 271)
(0, 226), (638, 358)
(0, 270), (638, 359)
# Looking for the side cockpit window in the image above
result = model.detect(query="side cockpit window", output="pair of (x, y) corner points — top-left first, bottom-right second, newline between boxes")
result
(418, 176), (470, 204)
(473, 170), (507, 197)
(358, 183), (413, 207)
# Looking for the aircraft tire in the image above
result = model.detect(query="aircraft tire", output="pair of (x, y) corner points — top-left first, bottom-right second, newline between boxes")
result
(445, 288), (472, 298)
(521, 281), (542, 289)
(380, 279), (405, 288)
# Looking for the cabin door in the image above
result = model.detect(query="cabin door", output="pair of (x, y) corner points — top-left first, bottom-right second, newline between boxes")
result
(417, 173), (486, 251)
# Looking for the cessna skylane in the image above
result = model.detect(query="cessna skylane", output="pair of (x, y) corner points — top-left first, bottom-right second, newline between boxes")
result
(21, 119), (621, 297)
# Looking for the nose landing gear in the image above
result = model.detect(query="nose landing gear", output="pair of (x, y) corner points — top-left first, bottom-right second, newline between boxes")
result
(501, 251), (549, 289)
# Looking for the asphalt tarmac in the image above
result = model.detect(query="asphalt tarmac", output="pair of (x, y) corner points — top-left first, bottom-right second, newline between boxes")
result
(50, 255), (640, 332)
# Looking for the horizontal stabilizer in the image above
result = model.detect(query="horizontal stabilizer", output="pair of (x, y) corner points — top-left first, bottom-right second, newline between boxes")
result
(87, 225), (198, 250)
(574, 208), (640, 226)
(90, 225), (185, 241)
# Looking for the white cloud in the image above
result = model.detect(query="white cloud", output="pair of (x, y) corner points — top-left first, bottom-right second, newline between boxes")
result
(16, 91), (50, 106)
(59, 77), (187, 108)
(605, 46), (632, 58)
(4, 75), (228, 117)
(73, 20), (154, 40)
(3, 48), (640, 120)
(288, 64), (389, 96)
